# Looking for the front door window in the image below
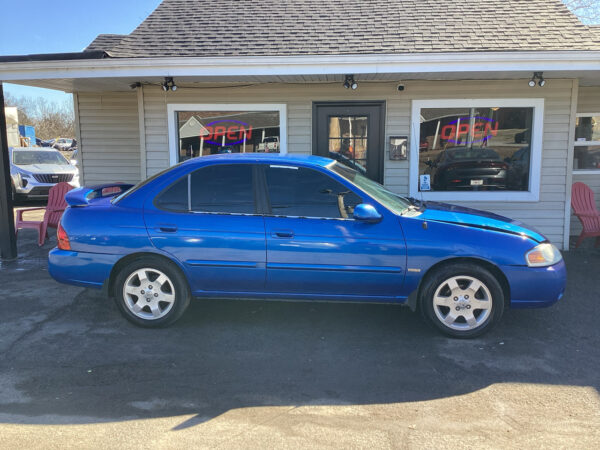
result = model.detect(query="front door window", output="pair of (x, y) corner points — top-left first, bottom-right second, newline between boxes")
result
(328, 116), (369, 175)
(314, 103), (385, 183)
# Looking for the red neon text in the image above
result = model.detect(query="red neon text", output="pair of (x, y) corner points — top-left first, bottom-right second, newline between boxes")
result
(440, 121), (499, 141)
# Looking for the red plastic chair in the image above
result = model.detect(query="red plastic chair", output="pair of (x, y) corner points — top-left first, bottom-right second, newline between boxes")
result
(15, 182), (74, 246)
(571, 182), (600, 248)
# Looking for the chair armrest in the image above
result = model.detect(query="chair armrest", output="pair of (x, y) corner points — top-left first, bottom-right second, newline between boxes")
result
(575, 212), (600, 218)
(46, 207), (66, 214)
(15, 207), (45, 222)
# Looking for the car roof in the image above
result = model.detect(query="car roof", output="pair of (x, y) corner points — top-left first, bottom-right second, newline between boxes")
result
(180, 153), (334, 167)
(10, 147), (60, 153)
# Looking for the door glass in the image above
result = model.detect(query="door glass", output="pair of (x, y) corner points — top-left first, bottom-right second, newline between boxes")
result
(190, 164), (255, 214)
(265, 165), (362, 218)
(328, 116), (369, 175)
(155, 176), (189, 212)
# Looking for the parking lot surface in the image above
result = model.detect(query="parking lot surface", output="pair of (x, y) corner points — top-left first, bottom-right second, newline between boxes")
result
(1, 227), (599, 449)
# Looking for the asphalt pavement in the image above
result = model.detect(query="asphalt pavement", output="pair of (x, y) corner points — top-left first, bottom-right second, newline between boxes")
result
(0, 228), (599, 449)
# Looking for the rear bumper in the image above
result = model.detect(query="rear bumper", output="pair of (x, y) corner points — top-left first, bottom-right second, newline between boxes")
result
(503, 260), (567, 308)
(48, 248), (120, 289)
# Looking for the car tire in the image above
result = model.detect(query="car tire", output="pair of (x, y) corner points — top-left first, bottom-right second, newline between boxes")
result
(113, 256), (191, 328)
(420, 263), (504, 338)
(10, 183), (23, 204)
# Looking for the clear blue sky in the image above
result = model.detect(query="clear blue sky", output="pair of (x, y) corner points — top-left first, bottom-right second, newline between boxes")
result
(1, 0), (162, 103)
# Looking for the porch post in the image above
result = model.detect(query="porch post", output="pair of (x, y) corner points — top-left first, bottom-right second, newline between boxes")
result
(0, 82), (17, 260)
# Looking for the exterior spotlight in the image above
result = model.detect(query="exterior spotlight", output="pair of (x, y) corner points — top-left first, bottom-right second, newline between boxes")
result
(162, 77), (177, 91)
(343, 75), (357, 90)
(129, 82), (141, 90)
(529, 72), (545, 88)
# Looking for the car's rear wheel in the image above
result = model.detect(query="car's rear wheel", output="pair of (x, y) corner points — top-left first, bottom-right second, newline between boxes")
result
(420, 263), (504, 338)
(113, 257), (191, 327)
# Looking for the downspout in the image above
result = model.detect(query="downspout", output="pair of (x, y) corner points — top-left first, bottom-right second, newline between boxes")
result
(137, 84), (147, 181)
(563, 78), (579, 251)
(72, 92), (85, 185)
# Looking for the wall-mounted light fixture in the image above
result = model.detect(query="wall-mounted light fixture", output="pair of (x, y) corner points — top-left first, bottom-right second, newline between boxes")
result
(528, 72), (545, 88)
(162, 77), (178, 91)
(343, 74), (358, 90)
(129, 82), (142, 90)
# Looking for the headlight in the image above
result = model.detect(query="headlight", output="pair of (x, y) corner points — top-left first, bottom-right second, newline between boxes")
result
(525, 243), (563, 267)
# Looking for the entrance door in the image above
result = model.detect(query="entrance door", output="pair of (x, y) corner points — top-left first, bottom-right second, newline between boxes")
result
(313, 102), (385, 183)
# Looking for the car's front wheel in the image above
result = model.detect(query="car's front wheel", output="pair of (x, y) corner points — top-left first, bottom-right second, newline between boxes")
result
(420, 263), (504, 338)
(113, 257), (191, 327)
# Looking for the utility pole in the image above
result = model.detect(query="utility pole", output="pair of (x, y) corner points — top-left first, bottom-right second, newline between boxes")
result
(0, 82), (17, 260)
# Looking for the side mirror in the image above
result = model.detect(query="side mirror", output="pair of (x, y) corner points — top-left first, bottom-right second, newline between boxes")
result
(353, 203), (382, 223)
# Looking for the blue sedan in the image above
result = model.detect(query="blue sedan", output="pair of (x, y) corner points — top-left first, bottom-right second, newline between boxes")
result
(49, 154), (566, 338)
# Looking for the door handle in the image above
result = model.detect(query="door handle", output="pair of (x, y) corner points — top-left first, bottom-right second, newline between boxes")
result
(157, 224), (178, 233)
(272, 230), (294, 238)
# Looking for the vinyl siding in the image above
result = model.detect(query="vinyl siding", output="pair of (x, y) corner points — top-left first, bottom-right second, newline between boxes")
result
(142, 79), (574, 247)
(77, 92), (140, 185)
(571, 86), (600, 237)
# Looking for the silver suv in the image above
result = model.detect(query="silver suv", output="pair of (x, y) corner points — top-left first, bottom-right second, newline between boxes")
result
(10, 147), (80, 201)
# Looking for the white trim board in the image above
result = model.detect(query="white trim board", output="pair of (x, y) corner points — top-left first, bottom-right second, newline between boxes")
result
(166, 103), (288, 166)
(2, 51), (600, 81)
(409, 98), (545, 202)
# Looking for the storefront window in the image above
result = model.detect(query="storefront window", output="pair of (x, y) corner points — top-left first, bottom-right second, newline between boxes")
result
(574, 115), (600, 171)
(418, 107), (534, 192)
(176, 110), (281, 162)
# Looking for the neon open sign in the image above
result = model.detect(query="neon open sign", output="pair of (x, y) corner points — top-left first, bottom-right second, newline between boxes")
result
(203, 120), (253, 145)
(440, 117), (499, 144)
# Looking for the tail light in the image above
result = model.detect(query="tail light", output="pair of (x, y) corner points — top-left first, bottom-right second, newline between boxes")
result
(57, 221), (71, 250)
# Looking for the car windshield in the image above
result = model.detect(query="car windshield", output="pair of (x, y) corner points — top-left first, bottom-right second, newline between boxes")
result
(12, 151), (69, 166)
(445, 147), (501, 161)
(329, 162), (412, 214)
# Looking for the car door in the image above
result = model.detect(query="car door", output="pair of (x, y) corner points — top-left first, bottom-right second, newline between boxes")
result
(144, 163), (266, 294)
(260, 163), (406, 299)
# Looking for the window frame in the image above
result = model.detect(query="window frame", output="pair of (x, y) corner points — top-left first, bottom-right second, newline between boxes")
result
(410, 98), (545, 202)
(573, 112), (600, 175)
(167, 103), (288, 166)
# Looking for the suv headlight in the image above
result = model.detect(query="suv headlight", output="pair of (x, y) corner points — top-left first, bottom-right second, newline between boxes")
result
(525, 243), (563, 267)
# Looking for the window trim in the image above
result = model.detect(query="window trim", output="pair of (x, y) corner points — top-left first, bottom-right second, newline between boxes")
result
(167, 103), (287, 166)
(410, 98), (545, 202)
(573, 112), (600, 174)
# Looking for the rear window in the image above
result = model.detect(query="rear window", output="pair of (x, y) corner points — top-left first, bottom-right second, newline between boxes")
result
(13, 151), (69, 166)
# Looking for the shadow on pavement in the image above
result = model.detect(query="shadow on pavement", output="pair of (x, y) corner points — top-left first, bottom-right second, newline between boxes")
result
(0, 231), (599, 427)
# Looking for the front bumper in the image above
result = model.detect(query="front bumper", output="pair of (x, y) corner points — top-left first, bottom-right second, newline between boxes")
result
(14, 175), (79, 197)
(503, 259), (567, 308)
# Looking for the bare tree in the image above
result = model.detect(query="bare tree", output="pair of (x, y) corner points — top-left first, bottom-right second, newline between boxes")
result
(563, 0), (600, 24)
(3, 92), (75, 140)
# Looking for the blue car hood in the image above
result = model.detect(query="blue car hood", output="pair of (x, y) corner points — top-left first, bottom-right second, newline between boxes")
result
(419, 202), (545, 243)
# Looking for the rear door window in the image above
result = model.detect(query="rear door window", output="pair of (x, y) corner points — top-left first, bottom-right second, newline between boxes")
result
(190, 164), (255, 214)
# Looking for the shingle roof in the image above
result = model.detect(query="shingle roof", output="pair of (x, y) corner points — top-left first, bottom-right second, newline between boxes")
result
(84, 34), (127, 52)
(92, 0), (600, 58)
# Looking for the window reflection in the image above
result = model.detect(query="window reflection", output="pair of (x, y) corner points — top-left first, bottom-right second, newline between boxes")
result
(176, 111), (280, 162)
(418, 107), (533, 191)
(328, 116), (368, 175)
